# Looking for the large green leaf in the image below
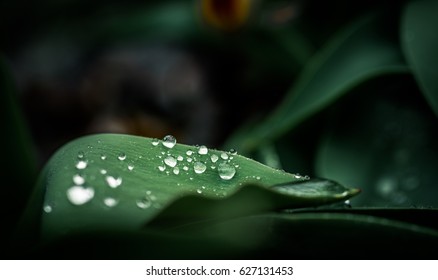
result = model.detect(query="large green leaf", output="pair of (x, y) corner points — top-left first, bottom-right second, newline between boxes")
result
(24, 134), (358, 242)
(401, 0), (438, 117)
(226, 14), (408, 154)
(33, 211), (438, 259)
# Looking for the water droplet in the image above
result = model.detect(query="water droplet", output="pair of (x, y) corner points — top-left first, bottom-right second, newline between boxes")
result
(220, 152), (229, 160)
(100, 169), (107, 175)
(164, 156), (177, 167)
(256, 176), (261, 180)
(43, 205), (52, 213)
(100, 154), (107, 160)
(105, 176), (122, 188)
(218, 163), (236, 180)
(198, 145), (208, 155)
(177, 155), (184, 161)
(104, 197), (118, 207)
(73, 174), (85, 185)
(158, 165), (166, 172)
(186, 150), (193, 156)
(67, 186), (95, 205)
(76, 160), (87, 170)
(128, 165), (134, 171)
(211, 165), (216, 169)
(210, 154), (219, 163)
(173, 167), (180, 175)
(136, 197), (151, 209)
(197, 189), (203, 194)
(229, 148), (237, 155)
(187, 157), (193, 163)
(183, 166), (189, 171)
(304, 175), (310, 180)
(161, 151), (165, 155)
(189, 177), (194, 180)
(201, 186), (206, 189)
(77, 151), (85, 159)
(293, 174), (302, 179)
(162, 135), (176, 148)
(194, 162), (207, 174)
(235, 164), (239, 168)
(118, 153), (126, 161)
(344, 200), (352, 208)
(151, 139), (159, 146)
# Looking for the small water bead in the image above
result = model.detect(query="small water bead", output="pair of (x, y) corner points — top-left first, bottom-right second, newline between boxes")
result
(210, 154), (219, 163)
(173, 167), (180, 175)
(77, 151), (85, 159)
(229, 148), (237, 155)
(105, 176), (122, 188)
(198, 145), (208, 155)
(218, 163), (236, 180)
(128, 165), (134, 171)
(43, 205), (52, 213)
(151, 139), (159, 146)
(197, 189), (203, 194)
(76, 160), (87, 170)
(104, 197), (118, 207)
(177, 155), (184, 161)
(158, 166), (166, 172)
(136, 197), (152, 209)
(161, 152), (165, 155)
(73, 174), (85, 185)
(211, 165), (216, 169)
(293, 174), (303, 179)
(67, 186), (95, 205)
(118, 153), (126, 161)
(100, 154), (107, 160)
(166, 171), (170, 175)
(344, 200), (352, 208)
(256, 176), (261, 180)
(164, 156), (177, 167)
(187, 157), (193, 163)
(186, 150), (193, 156)
(183, 166), (189, 171)
(220, 152), (229, 160)
(194, 162), (207, 174)
(100, 169), (107, 175)
(162, 135), (176, 148)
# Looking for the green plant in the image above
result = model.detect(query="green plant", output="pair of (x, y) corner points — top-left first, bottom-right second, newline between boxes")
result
(3, 0), (438, 259)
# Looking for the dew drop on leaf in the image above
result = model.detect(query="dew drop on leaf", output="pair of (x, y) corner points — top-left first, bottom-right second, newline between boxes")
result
(66, 186), (95, 205)
(218, 163), (236, 180)
(151, 139), (159, 146)
(104, 197), (118, 207)
(220, 152), (229, 160)
(136, 197), (152, 209)
(210, 154), (219, 163)
(229, 148), (237, 155)
(105, 175), (122, 188)
(72, 174), (85, 185)
(194, 162), (207, 174)
(128, 165), (134, 171)
(177, 155), (184, 161)
(173, 167), (180, 175)
(198, 145), (208, 155)
(77, 151), (84, 159)
(75, 160), (87, 170)
(164, 156), (177, 167)
(118, 153), (126, 161)
(162, 135), (176, 148)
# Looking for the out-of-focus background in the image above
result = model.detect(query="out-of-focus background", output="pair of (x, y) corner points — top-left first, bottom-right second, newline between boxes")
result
(2, 0), (438, 209)
(2, 0), (379, 166)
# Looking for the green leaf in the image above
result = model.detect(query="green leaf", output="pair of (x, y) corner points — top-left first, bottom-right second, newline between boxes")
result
(36, 211), (438, 259)
(0, 55), (37, 252)
(30, 134), (358, 242)
(315, 76), (438, 207)
(401, 0), (438, 117)
(226, 14), (408, 154)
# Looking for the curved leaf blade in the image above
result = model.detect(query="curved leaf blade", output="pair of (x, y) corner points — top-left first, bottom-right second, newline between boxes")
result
(36, 134), (358, 240)
(401, 0), (438, 117)
(226, 14), (408, 153)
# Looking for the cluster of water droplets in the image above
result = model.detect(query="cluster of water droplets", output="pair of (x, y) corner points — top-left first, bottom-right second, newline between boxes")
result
(153, 135), (238, 182)
(47, 135), (249, 214)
